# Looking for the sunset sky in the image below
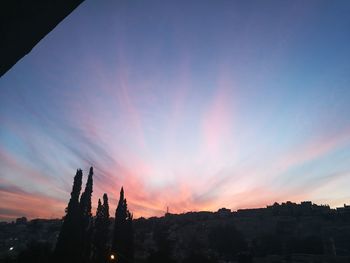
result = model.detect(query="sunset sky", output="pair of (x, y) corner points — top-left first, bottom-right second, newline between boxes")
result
(1, 0), (350, 221)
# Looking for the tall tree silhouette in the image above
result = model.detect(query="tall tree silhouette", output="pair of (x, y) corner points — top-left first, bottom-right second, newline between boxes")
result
(112, 187), (134, 263)
(93, 193), (110, 263)
(54, 169), (83, 263)
(80, 167), (94, 261)
(80, 167), (93, 218)
(103, 193), (110, 219)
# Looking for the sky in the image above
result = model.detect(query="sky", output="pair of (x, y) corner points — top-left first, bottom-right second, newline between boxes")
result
(1, 0), (350, 221)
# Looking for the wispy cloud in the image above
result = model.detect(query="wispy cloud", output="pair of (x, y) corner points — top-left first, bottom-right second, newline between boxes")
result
(1, 0), (350, 221)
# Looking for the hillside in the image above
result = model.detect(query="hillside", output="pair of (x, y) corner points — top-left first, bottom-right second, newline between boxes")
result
(1, 201), (350, 262)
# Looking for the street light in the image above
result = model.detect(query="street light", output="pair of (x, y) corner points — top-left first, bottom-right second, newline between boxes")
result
(110, 253), (116, 261)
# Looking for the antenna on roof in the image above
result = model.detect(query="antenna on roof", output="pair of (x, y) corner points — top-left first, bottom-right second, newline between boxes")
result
(165, 206), (170, 216)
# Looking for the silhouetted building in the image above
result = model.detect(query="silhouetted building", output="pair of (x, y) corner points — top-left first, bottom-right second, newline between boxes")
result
(15, 217), (27, 225)
(336, 204), (350, 214)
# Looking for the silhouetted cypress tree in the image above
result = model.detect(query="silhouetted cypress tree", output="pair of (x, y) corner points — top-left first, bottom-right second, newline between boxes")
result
(80, 167), (93, 218)
(93, 199), (103, 262)
(55, 169), (83, 263)
(80, 167), (94, 261)
(111, 187), (134, 263)
(125, 209), (134, 262)
(103, 193), (110, 219)
(93, 193), (110, 263)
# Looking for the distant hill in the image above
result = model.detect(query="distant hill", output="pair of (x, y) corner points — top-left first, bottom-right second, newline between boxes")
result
(1, 201), (350, 262)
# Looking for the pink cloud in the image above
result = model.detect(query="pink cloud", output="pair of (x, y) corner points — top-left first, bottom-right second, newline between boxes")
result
(0, 185), (66, 220)
(201, 86), (233, 158)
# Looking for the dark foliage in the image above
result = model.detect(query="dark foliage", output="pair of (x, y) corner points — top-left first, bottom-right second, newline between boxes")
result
(253, 234), (283, 256)
(80, 167), (94, 219)
(54, 169), (83, 262)
(112, 187), (134, 263)
(80, 167), (94, 261)
(92, 193), (110, 263)
(147, 224), (176, 263)
(17, 241), (52, 263)
(208, 223), (247, 259)
(52, 168), (134, 263)
(286, 235), (324, 255)
(182, 252), (218, 263)
(147, 250), (177, 263)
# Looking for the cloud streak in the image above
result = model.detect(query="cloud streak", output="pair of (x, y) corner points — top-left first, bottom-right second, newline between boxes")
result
(1, 0), (350, 221)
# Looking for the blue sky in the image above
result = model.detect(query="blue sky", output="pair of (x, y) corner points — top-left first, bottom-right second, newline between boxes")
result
(0, 0), (350, 220)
